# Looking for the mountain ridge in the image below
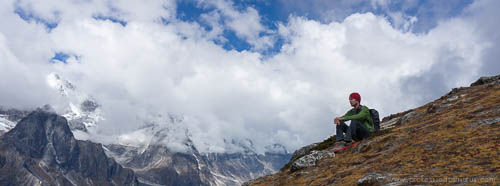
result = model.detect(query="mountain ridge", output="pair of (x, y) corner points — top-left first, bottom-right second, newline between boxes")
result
(245, 74), (500, 185)
(0, 109), (139, 186)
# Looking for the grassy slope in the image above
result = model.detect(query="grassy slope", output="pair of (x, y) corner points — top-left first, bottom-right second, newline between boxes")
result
(251, 83), (500, 186)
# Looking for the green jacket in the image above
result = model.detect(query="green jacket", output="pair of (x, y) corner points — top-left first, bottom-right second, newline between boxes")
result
(342, 105), (374, 132)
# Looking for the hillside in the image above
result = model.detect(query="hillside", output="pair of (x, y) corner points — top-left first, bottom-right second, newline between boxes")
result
(245, 75), (500, 186)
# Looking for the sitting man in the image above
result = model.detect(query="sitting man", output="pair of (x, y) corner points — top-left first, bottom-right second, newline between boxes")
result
(334, 92), (374, 144)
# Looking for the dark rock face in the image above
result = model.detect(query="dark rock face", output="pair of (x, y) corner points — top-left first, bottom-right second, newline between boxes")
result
(4, 110), (75, 159)
(0, 110), (139, 186)
(81, 99), (99, 113)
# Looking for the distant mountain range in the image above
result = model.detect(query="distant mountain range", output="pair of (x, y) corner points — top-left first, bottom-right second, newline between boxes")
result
(0, 73), (292, 186)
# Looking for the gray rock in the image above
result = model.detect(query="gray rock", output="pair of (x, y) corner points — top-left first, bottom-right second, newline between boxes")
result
(400, 111), (420, 125)
(290, 150), (335, 171)
(448, 87), (465, 95)
(470, 74), (500, 86)
(468, 117), (500, 127)
(358, 173), (387, 185)
(290, 143), (319, 162)
(379, 110), (420, 130)
(357, 172), (404, 186)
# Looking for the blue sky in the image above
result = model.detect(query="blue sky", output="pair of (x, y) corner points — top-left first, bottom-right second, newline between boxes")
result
(1, 0), (499, 153)
(13, 0), (476, 59)
(174, 0), (474, 54)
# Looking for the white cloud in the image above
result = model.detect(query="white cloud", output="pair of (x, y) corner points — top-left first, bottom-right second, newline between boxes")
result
(461, 0), (500, 76)
(0, 0), (61, 109)
(111, 0), (176, 22)
(13, 0), (176, 26)
(198, 0), (274, 50)
(0, 0), (498, 154)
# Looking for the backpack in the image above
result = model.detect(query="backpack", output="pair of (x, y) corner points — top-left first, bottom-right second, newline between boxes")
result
(369, 109), (380, 132)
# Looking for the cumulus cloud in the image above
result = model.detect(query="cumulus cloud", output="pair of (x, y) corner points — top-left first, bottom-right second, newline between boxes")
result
(0, 0), (60, 109)
(0, 0), (498, 154)
(463, 0), (500, 77)
(197, 0), (274, 50)
(13, 0), (175, 23)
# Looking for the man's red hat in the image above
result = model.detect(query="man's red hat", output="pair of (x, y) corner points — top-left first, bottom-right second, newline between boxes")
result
(349, 92), (361, 103)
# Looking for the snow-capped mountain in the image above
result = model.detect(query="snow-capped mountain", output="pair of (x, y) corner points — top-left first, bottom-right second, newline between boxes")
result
(0, 115), (15, 132)
(106, 114), (291, 186)
(42, 73), (292, 186)
(46, 73), (103, 135)
(0, 106), (30, 135)
(0, 75), (291, 185)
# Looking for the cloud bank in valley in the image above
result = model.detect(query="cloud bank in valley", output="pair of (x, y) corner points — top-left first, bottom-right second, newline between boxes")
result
(0, 0), (498, 153)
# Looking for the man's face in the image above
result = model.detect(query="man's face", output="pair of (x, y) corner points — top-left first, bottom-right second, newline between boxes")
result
(349, 99), (359, 107)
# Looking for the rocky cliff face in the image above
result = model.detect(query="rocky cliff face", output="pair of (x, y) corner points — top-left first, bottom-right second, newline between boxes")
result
(106, 143), (212, 186)
(104, 137), (291, 186)
(246, 75), (500, 186)
(0, 110), (139, 186)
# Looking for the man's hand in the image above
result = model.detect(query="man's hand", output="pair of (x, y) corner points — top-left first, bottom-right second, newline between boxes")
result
(334, 117), (344, 125)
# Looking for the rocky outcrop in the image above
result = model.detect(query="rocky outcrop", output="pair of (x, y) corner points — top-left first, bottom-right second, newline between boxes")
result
(357, 172), (403, 186)
(0, 110), (139, 186)
(470, 74), (500, 86)
(290, 150), (335, 171)
(290, 143), (319, 161)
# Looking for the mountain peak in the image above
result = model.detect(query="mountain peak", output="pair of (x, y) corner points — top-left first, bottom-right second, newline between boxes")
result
(45, 73), (103, 132)
(4, 109), (76, 159)
(0, 110), (139, 185)
(47, 73), (76, 97)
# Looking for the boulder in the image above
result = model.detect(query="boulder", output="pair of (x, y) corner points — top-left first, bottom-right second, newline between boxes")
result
(290, 150), (335, 171)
